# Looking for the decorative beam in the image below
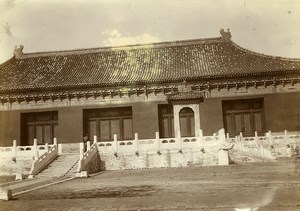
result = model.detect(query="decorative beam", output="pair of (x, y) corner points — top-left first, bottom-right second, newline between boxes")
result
(1, 76), (299, 104)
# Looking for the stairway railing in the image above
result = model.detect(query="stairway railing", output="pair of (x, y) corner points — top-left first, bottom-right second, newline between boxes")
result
(77, 138), (99, 174)
(28, 138), (58, 177)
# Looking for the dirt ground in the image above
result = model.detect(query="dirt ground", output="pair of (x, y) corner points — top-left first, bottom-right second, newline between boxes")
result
(1, 159), (300, 210)
(0, 175), (15, 184)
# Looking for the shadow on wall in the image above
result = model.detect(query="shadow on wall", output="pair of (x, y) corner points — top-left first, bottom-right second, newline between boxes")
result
(100, 157), (107, 171)
(85, 152), (102, 174)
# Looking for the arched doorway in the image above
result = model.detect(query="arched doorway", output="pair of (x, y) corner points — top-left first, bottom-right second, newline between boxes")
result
(179, 107), (195, 137)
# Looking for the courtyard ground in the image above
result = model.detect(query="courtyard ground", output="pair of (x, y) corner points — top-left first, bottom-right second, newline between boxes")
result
(0, 159), (300, 210)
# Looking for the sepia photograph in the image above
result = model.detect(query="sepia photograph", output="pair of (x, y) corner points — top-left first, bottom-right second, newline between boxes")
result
(0, 0), (300, 210)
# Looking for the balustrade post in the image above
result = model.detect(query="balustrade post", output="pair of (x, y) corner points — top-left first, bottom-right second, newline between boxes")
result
(58, 144), (63, 154)
(213, 133), (217, 141)
(45, 143), (49, 153)
(226, 133), (229, 139)
(254, 131), (259, 146)
(267, 130), (273, 145)
(239, 132), (243, 140)
(218, 128), (226, 143)
(199, 129), (204, 148)
(134, 133), (139, 154)
(93, 136), (97, 144)
(35, 150), (39, 160)
(79, 142), (84, 159)
(240, 139), (244, 151)
(87, 141), (91, 151)
(113, 134), (118, 154)
(53, 137), (61, 154)
(155, 132), (160, 153)
(33, 138), (37, 148)
(33, 139), (38, 159)
(234, 136), (238, 150)
(239, 132), (244, 150)
(284, 130), (289, 143)
(12, 140), (17, 159)
(177, 130), (182, 151)
(260, 144), (264, 158)
(53, 137), (58, 145)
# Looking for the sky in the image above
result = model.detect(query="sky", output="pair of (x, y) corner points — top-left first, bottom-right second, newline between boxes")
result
(0, 0), (300, 63)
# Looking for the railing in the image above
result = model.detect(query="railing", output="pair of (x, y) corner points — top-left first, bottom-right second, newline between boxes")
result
(160, 137), (179, 151)
(266, 131), (300, 145)
(29, 138), (58, 176)
(203, 135), (221, 147)
(77, 138), (100, 174)
(235, 130), (300, 146)
(0, 139), (56, 160)
(96, 128), (226, 155)
(226, 130), (300, 159)
(95, 129), (299, 159)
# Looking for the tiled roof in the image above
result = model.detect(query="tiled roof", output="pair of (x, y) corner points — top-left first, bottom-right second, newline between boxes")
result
(166, 91), (205, 101)
(1, 34), (300, 93)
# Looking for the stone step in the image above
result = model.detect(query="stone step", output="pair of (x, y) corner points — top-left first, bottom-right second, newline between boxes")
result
(36, 154), (79, 178)
(63, 160), (79, 177)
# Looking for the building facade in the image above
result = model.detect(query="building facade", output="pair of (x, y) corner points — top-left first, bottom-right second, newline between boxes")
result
(0, 29), (300, 147)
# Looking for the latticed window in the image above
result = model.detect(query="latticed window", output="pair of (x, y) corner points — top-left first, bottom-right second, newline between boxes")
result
(222, 98), (265, 137)
(21, 111), (58, 145)
(83, 107), (133, 142)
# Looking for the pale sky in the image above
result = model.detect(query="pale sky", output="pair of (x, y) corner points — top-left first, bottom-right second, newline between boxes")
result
(0, 0), (300, 63)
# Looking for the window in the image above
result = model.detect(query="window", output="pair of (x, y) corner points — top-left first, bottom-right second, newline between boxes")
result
(223, 98), (265, 137)
(21, 111), (58, 145)
(158, 105), (195, 138)
(158, 105), (174, 138)
(83, 107), (133, 141)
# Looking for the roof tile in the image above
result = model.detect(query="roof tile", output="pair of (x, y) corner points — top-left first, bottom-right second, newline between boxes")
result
(1, 37), (300, 93)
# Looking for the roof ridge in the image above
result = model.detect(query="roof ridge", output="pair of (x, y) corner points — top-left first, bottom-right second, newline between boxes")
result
(18, 36), (224, 59)
(230, 40), (300, 61)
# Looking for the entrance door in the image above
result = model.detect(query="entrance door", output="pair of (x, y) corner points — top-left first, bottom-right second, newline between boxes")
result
(83, 107), (133, 142)
(158, 105), (175, 138)
(223, 98), (265, 137)
(179, 107), (195, 137)
(22, 111), (58, 145)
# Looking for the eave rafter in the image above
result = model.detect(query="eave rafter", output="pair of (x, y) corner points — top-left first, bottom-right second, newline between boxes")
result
(0, 76), (299, 105)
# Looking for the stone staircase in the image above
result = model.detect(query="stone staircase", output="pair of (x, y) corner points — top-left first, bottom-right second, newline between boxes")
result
(64, 160), (79, 177)
(36, 154), (79, 178)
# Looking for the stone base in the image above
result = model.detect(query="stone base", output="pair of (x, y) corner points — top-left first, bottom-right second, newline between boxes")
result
(218, 150), (229, 165)
(28, 174), (34, 179)
(76, 171), (88, 178)
(99, 149), (218, 170)
(0, 188), (12, 201)
(15, 173), (23, 180)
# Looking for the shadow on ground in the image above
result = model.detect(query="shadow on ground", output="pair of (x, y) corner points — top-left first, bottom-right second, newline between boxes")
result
(16, 185), (160, 200)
